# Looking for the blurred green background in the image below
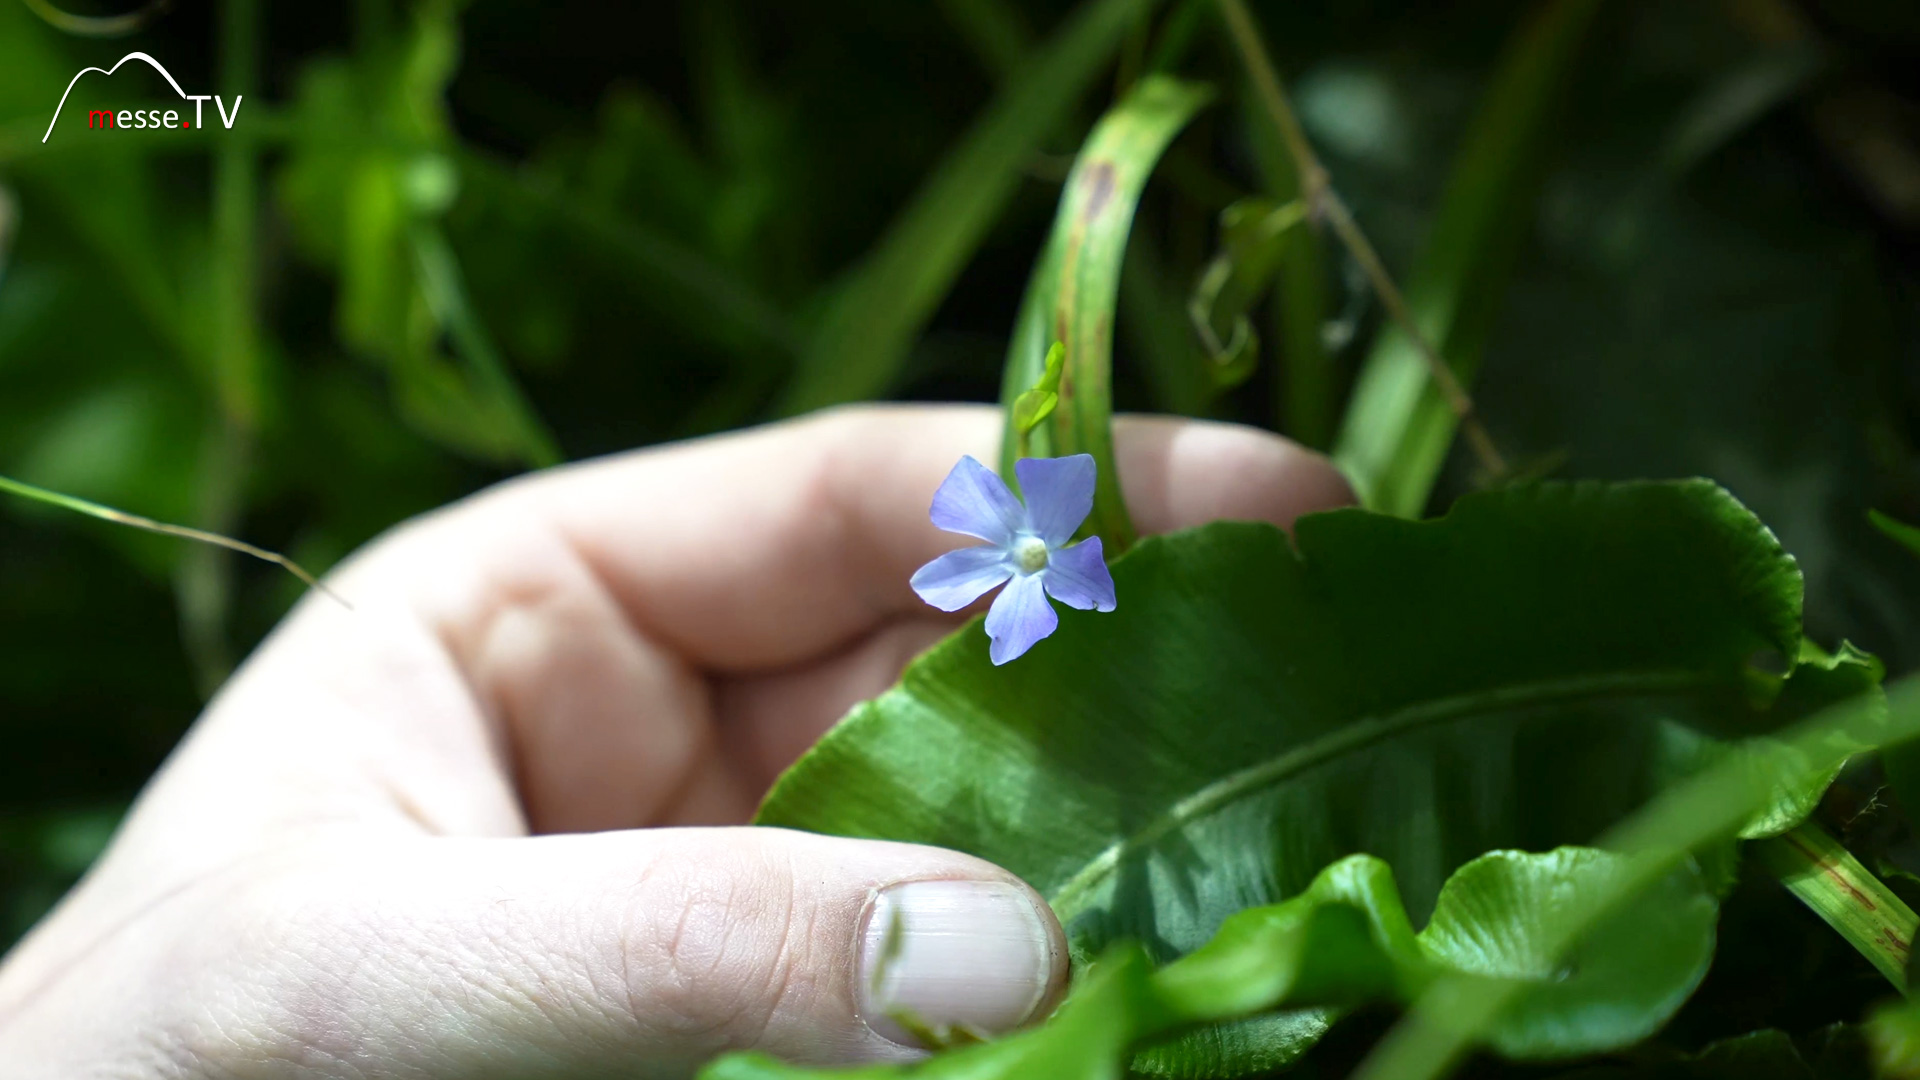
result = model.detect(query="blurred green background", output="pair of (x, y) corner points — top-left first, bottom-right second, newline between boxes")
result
(1, 0), (1917, 959)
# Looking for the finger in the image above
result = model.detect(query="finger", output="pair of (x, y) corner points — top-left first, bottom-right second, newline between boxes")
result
(1109, 413), (1356, 538)
(710, 412), (1357, 789)
(5, 830), (1070, 1079)
(488, 404), (1351, 673)
(60, 407), (1347, 865)
(344, 406), (1345, 829)
(713, 619), (955, 794)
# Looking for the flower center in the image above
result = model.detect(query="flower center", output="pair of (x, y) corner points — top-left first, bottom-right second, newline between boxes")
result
(1012, 535), (1050, 574)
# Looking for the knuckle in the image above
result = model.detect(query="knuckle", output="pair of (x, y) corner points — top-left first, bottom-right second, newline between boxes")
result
(622, 846), (812, 1048)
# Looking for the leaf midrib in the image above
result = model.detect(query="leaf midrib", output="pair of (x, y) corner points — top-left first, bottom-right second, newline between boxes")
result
(1047, 668), (1721, 921)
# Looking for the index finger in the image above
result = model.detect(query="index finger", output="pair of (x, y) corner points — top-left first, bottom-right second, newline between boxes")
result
(498, 404), (1351, 673)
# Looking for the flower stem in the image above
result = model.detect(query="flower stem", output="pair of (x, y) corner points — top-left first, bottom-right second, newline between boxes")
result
(1212, 0), (1506, 479)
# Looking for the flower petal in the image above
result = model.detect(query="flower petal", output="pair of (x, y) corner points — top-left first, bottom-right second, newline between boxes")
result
(930, 455), (1028, 546)
(984, 572), (1058, 665)
(1042, 537), (1116, 612)
(910, 545), (1015, 612)
(1014, 454), (1096, 547)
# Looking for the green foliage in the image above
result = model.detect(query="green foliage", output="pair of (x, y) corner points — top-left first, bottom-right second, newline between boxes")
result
(702, 848), (1717, 1079)
(1874, 510), (1920, 563)
(1351, 677), (1920, 1080)
(1009, 340), (1065, 445)
(1872, 996), (1920, 1078)
(278, 2), (557, 466)
(779, 0), (1164, 415)
(1552, 1027), (1864, 1079)
(1333, 0), (1602, 516)
(3, 2), (1920, 1077)
(1185, 197), (1306, 394)
(759, 479), (1873, 1073)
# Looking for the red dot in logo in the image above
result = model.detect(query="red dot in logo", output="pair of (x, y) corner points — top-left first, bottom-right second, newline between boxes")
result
(181, 121), (190, 128)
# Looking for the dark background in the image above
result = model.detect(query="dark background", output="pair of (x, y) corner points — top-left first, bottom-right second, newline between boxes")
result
(1, 2), (1918, 1049)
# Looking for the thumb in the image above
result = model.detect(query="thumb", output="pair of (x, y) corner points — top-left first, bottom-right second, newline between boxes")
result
(223, 828), (1068, 1077)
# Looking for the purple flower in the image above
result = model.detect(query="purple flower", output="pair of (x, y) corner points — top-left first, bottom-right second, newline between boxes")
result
(910, 454), (1117, 665)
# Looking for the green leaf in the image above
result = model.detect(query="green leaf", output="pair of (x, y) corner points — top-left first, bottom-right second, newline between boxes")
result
(1349, 679), (1918, 1080)
(1753, 822), (1917, 993)
(758, 479), (1865, 1072)
(994, 74), (1213, 549)
(1550, 1028), (1824, 1079)
(1872, 997), (1920, 1079)
(700, 848), (1715, 1080)
(1332, 0), (1602, 517)
(703, 944), (1162, 1080)
(1186, 197), (1309, 394)
(1872, 509), (1920, 562)
(1156, 848), (1715, 1061)
(1010, 341), (1065, 442)
(276, 6), (558, 468)
(777, 0), (1164, 415)
(1419, 849), (1715, 1059)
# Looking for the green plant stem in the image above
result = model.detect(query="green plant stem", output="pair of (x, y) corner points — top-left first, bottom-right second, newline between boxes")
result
(1755, 822), (1917, 992)
(1245, 95), (1334, 448)
(214, 0), (261, 428)
(408, 226), (563, 468)
(1212, 0), (1506, 478)
(180, 0), (264, 693)
(176, 420), (249, 695)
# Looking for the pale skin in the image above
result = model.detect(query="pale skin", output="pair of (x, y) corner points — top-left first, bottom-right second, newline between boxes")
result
(0, 405), (1353, 1079)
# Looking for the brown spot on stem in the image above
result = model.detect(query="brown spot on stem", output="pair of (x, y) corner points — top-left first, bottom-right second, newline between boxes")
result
(1786, 834), (1877, 910)
(1081, 161), (1116, 220)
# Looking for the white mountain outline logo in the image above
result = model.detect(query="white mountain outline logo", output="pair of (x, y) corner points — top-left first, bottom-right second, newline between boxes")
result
(42, 51), (242, 143)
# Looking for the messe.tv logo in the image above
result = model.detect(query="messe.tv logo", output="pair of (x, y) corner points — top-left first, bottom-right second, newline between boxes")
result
(41, 52), (243, 143)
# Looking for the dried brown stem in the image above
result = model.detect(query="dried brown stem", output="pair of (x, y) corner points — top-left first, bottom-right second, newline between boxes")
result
(1214, 0), (1507, 478)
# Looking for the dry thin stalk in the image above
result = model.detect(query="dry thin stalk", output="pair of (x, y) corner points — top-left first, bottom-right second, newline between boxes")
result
(0, 474), (350, 610)
(1214, 0), (1507, 478)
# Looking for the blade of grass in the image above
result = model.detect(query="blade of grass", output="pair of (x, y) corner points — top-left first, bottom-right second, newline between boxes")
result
(0, 473), (349, 608)
(409, 224), (562, 468)
(778, 0), (1163, 415)
(460, 151), (802, 363)
(1122, 232), (1214, 416)
(1872, 509), (1920, 560)
(938, 0), (1030, 82)
(212, 0), (263, 431)
(1754, 822), (1917, 992)
(1244, 94), (1334, 449)
(176, 0), (266, 693)
(174, 419), (250, 695)
(996, 75), (1213, 552)
(1327, 0), (1601, 516)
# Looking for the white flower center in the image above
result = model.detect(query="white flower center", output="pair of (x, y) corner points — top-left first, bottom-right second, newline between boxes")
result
(1012, 535), (1050, 574)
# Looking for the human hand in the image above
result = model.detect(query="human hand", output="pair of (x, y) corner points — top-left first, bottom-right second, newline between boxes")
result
(0, 405), (1352, 1079)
